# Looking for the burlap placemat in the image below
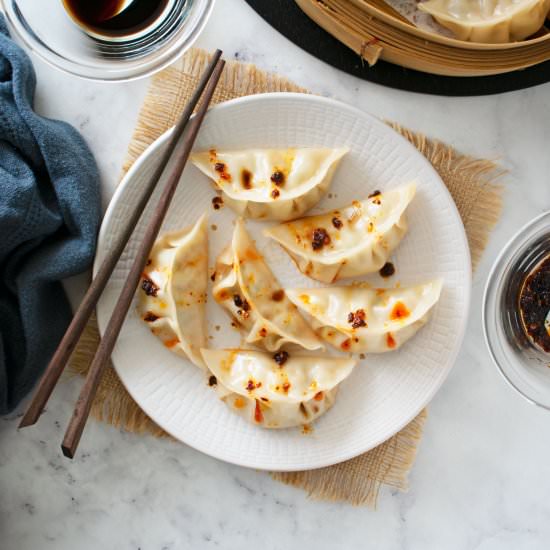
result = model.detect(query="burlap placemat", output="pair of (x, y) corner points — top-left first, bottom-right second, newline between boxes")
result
(69, 49), (503, 507)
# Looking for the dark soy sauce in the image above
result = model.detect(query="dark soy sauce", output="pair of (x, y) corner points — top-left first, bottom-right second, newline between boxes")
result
(64, 0), (170, 37)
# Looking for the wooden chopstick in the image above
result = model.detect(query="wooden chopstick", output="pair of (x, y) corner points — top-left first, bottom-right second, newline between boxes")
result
(60, 57), (226, 459)
(19, 50), (223, 430)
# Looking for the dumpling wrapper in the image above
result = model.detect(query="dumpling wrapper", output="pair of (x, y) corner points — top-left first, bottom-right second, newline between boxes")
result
(418, 0), (550, 43)
(213, 219), (322, 351)
(265, 183), (416, 283)
(286, 279), (443, 353)
(202, 348), (356, 428)
(137, 214), (208, 369)
(191, 148), (348, 221)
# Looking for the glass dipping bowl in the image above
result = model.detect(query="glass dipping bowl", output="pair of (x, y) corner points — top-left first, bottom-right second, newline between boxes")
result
(483, 211), (550, 409)
(1, 0), (215, 81)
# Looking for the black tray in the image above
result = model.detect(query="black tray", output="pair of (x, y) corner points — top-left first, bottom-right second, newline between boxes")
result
(245, 0), (550, 96)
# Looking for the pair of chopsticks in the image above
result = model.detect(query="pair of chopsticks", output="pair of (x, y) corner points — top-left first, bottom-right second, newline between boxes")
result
(19, 50), (226, 459)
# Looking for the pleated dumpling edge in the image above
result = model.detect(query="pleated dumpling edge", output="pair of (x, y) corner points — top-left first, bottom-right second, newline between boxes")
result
(286, 278), (443, 353)
(265, 182), (416, 283)
(201, 348), (356, 428)
(137, 213), (209, 369)
(191, 147), (348, 221)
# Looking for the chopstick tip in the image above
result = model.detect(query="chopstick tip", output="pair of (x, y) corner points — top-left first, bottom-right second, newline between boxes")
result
(61, 444), (75, 459)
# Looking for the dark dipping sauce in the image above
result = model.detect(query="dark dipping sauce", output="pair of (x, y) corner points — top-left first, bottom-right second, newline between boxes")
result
(519, 254), (550, 353)
(64, 0), (170, 37)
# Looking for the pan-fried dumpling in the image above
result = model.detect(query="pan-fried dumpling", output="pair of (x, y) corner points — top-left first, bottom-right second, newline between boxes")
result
(286, 279), (443, 353)
(201, 348), (356, 428)
(418, 0), (550, 43)
(265, 183), (416, 283)
(213, 219), (322, 351)
(138, 214), (208, 369)
(191, 147), (348, 221)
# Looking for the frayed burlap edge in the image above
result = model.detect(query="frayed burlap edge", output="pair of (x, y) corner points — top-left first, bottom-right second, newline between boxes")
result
(67, 48), (504, 507)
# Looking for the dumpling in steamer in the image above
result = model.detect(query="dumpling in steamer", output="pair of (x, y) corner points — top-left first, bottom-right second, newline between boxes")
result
(201, 348), (356, 428)
(286, 279), (443, 353)
(265, 183), (416, 283)
(418, 0), (550, 43)
(213, 219), (322, 351)
(191, 148), (348, 221)
(138, 214), (208, 369)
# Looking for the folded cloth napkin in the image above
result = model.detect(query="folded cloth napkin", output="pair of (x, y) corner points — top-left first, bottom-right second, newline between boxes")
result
(0, 16), (101, 414)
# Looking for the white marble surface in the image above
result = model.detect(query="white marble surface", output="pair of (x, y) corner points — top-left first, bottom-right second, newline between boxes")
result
(2, 1), (550, 548)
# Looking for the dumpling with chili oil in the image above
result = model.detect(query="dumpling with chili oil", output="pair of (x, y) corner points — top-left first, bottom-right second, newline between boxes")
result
(286, 279), (443, 353)
(191, 147), (348, 221)
(212, 219), (322, 352)
(265, 183), (416, 283)
(201, 348), (356, 428)
(137, 214), (208, 369)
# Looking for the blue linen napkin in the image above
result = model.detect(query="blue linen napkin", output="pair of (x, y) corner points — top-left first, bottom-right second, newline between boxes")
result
(0, 16), (101, 414)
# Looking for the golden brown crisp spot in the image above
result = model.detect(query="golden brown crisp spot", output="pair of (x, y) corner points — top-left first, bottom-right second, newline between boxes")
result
(208, 375), (217, 387)
(216, 289), (231, 301)
(271, 188), (280, 199)
(244, 248), (261, 261)
(282, 382), (291, 393)
(210, 271), (217, 282)
(254, 399), (264, 423)
(233, 397), (246, 409)
(299, 403), (309, 418)
(143, 312), (159, 323)
(314, 391), (324, 401)
(390, 301), (410, 321)
(368, 189), (381, 199)
(240, 168), (253, 189)
(271, 289), (285, 302)
(302, 424), (313, 434)
(209, 148), (217, 161)
(340, 338), (352, 351)
(359, 353), (366, 360)
(163, 338), (180, 348)
(386, 332), (396, 349)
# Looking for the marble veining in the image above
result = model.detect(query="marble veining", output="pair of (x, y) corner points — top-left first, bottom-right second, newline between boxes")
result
(1, 0), (550, 548)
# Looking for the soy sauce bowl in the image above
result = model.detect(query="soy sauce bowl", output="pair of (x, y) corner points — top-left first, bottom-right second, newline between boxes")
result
(483, 211), (550, 409)
(1, 0), (215, 82)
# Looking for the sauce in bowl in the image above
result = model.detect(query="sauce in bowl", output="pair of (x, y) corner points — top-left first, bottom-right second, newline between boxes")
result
(519, 254), (550, 353)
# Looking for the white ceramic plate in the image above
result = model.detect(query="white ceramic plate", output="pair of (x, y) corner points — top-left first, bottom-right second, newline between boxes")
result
(96, 93), (471, 471)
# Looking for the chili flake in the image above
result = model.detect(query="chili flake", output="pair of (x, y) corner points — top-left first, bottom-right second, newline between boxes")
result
(347, 309), (367, 329)
(379, 262), (395, 278)
(312, 228), (331, 250)
(270, 170), (285, 186)
(273, 351), (289, 366)
(141, 277), (159, 297)
(143, 312), (159, 323)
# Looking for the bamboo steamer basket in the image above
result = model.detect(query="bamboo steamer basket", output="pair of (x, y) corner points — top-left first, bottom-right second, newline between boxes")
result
(295, 0), (550, 76)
